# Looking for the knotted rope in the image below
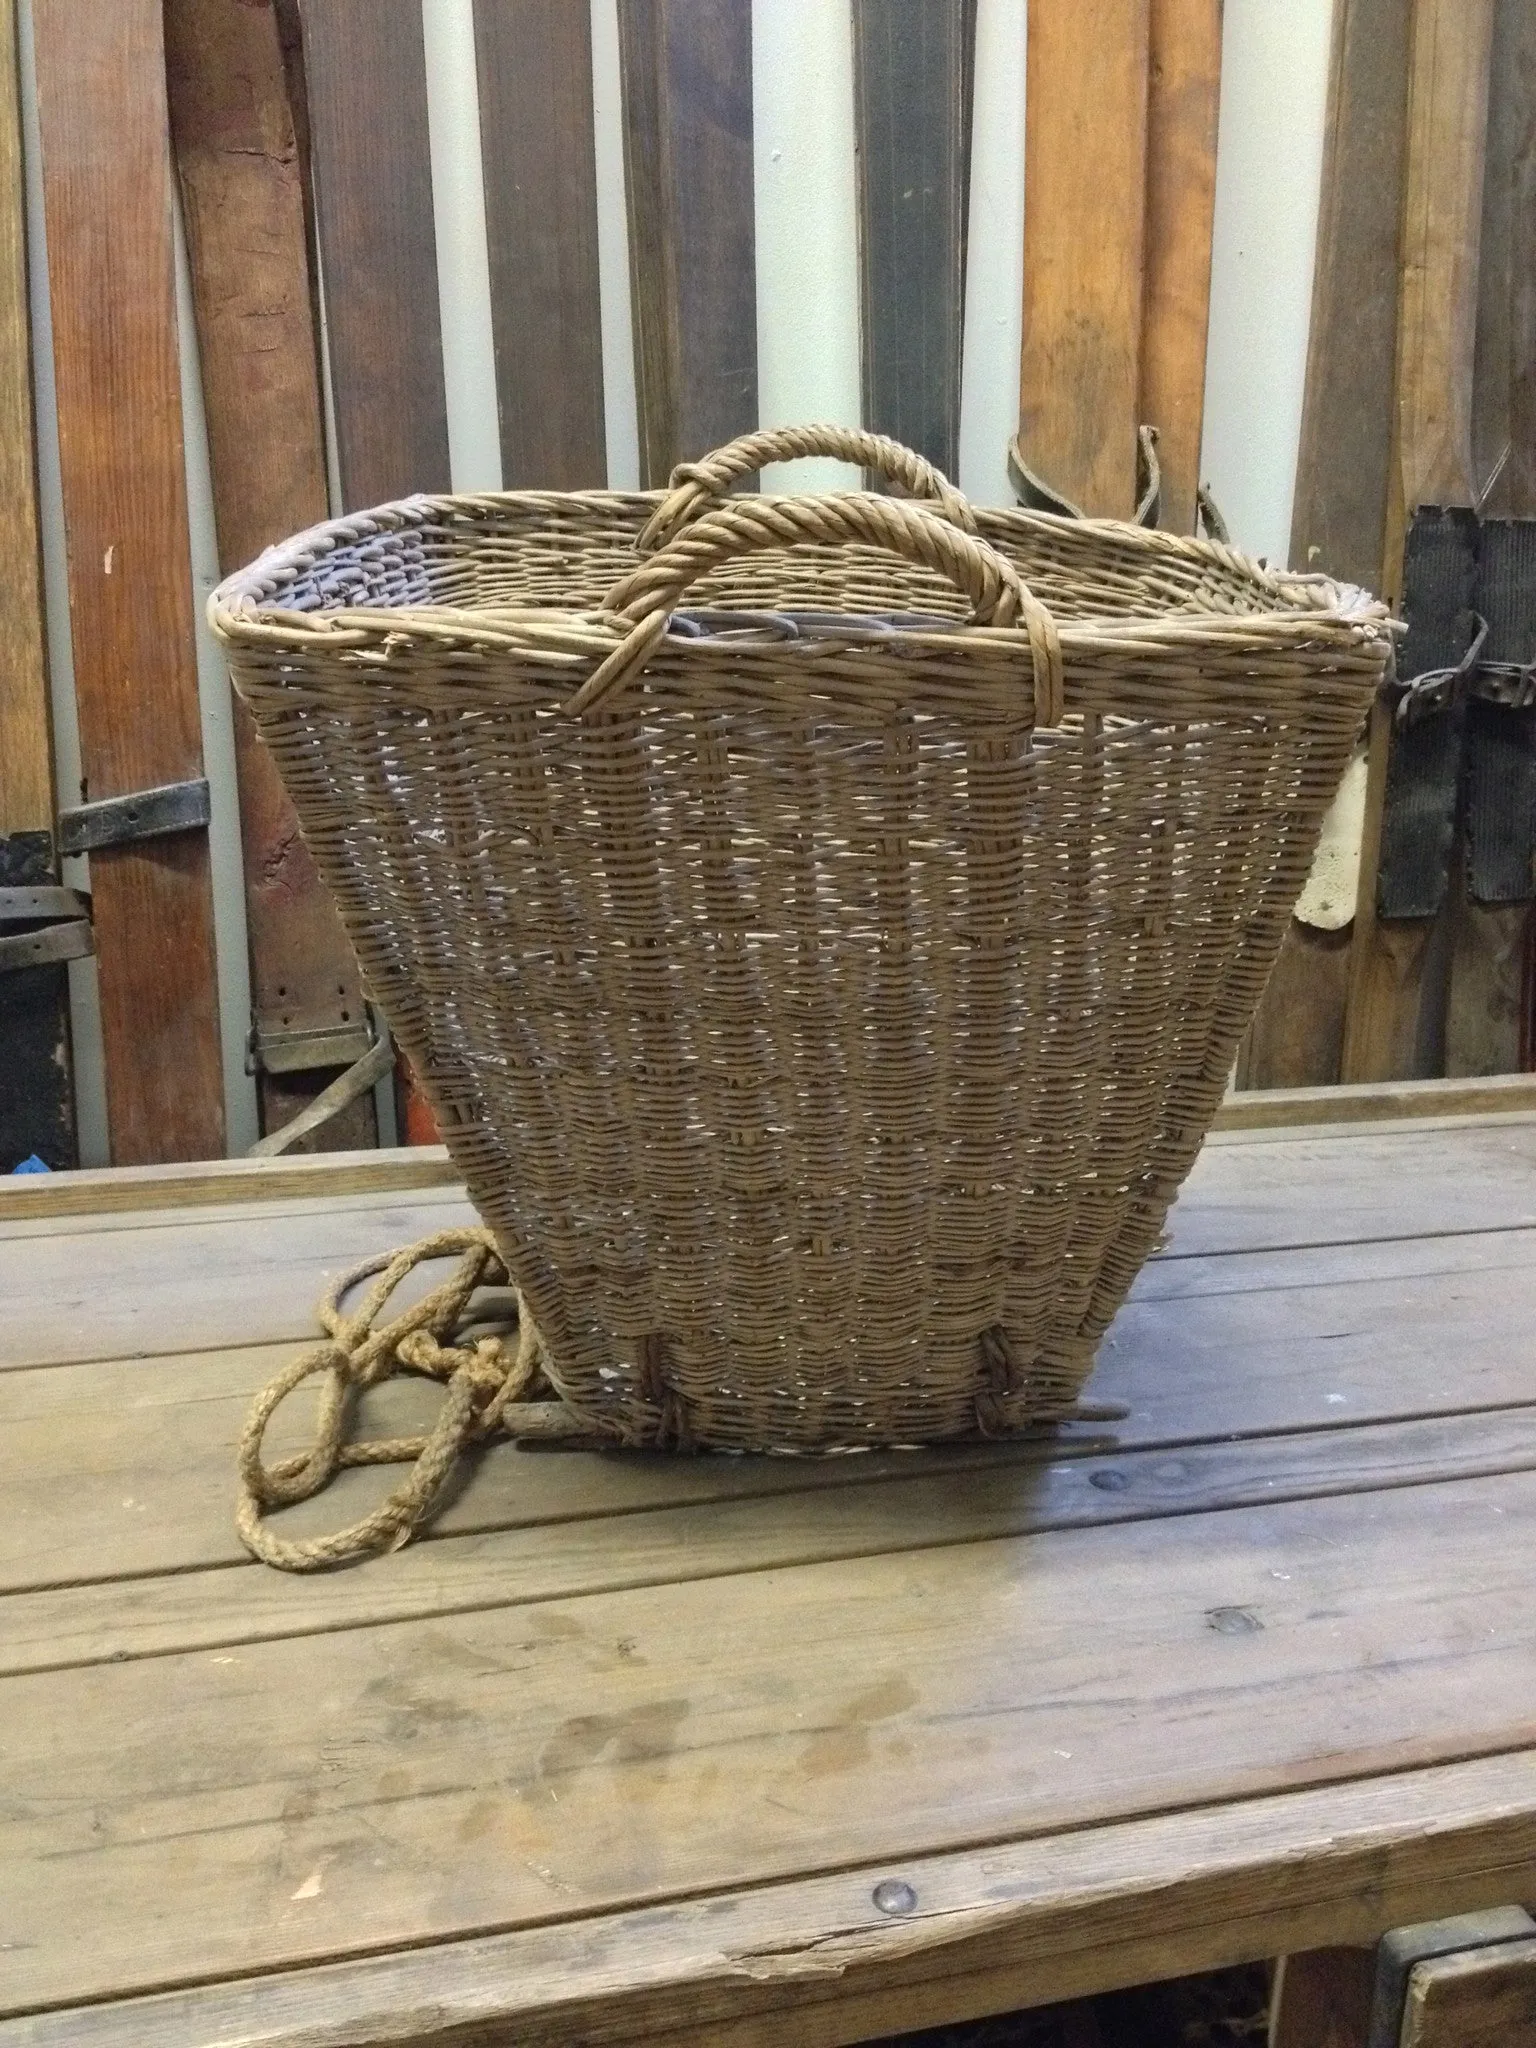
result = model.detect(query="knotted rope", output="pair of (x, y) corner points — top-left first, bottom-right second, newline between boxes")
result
(236, 1228), (576, 1572)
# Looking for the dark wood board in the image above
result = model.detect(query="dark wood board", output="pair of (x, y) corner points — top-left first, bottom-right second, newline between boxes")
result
(851, 0), (976, 481)
(1139, 0), (1222, 536)
(297, 0), (450, 507)
(298, 0), (448, 1142)
(617, 0), (757, 486)
(474, 0), (606, 488)
(0, 0), (71, 1170)
(1446, 0), (1536, 1079)
(30, 0), (225, 1164)
(1019, 0), (1151, 518)
(165, 0), (375, 1151)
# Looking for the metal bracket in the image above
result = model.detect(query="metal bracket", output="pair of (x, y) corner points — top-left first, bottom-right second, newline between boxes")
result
(0, 884), (93, 974)
(57, 777), (211, 857)
(247, 1015), (379, 1076)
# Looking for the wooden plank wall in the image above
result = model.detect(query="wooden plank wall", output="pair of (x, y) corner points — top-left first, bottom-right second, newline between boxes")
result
(1242, 0), (1415, 1090)
(618, 0), (757, 485)
(31, 0), (226, 1165)
(1019, 0), (1151, 518)
(851, 0), (976, 481)
(164, 0), (375, 1152)
(0, 0), (71, 1170)
(474, 0), (606, 490)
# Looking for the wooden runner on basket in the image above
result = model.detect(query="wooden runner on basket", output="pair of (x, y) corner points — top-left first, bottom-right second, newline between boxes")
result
(0, 0), (74, 1171)
(474, 0), (606, 489)
(31, 0), (225, 1164)
(1243, 0), (1415, 1089)
(165, 0), (376, 1153)
(297, 0), (451, 1143)
(618, 0), (757, 483)
(851, 0), (976, 480)
(1342, 0), (1496, 1084)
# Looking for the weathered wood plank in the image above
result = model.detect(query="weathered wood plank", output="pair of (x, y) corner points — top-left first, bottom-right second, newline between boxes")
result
(618, 0), (757, 485)
(6, 1406), (1534, 1675)
(297, 0), (449, 507)
(164, 0), (375, 1151)
(3, 1752), (1534, 2048)
(474, 0), (606, 488)
(1139, 0), (1222, 535)
(2, 1470), (1535, 2014)
(1270, 1948), (1378, 2048)
(0, 0), (72, 1173)
(851, 0), (976, 479)
(1401, 1935), (1536, 2046)
(1240, 924), (1353, 1091)
(1019, 0), (1150, 515)
(30, 0), (225, 1164)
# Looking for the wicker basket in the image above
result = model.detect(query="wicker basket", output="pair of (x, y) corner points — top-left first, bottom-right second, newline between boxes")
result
(211, 424), (1390, 1453)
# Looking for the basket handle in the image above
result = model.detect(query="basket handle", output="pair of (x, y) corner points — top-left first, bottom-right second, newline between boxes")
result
(567, 491), (1064, 724)
(637, 423), (978, 553)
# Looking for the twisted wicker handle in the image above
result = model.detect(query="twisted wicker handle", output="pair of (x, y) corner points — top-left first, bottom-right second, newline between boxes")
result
(637, 423), (978, 553)
(567, 492), (1064, 724)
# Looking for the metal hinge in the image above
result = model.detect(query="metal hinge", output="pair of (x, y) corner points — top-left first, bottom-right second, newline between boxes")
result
(0, 884), (93, 973)
(246, 1015), (380, 1077)
(57, 777), (211, 857)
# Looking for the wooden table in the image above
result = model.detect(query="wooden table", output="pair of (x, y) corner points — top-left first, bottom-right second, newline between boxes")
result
(2, 1091), (1535, 2046)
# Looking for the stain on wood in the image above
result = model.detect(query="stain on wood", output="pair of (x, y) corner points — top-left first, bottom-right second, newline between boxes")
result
(1019, 0), (1151, 517)
(474, 0), (606, 489)
(851, 0), (976, 481)
(31, 0), (225, 1163)
(165, 0), (375, 1153)
(618, 0), (757, 486)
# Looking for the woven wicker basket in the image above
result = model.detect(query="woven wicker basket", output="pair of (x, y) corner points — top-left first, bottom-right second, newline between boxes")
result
(211, 424), (1390, 1453)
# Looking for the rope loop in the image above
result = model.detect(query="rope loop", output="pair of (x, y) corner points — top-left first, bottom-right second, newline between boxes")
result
(235, 1228), (555, 1572)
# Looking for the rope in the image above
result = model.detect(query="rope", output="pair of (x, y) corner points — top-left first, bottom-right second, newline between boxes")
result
(235, 1228), (571, 1572)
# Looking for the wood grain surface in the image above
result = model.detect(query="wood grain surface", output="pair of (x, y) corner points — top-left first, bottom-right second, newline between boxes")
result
(1019, 0), (1151, 516)
(1401, 1935), (1536, 2046)
(618, 0), (757, 485)
(1139, 0), (1222, 535)
(0, 0), (71, 1171)
(474, 0), (606, 488)
(165, 0), (374, 1150)
(852, 0), (976, 480)
(30, 0), (225, 1165)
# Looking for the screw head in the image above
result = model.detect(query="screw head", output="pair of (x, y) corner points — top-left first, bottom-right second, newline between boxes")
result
(872, 1878), (918, 1916)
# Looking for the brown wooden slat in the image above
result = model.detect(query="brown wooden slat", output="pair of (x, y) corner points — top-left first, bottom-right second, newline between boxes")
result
(618, 0), (757, 485)
(851, 0), (976, 481)
(1019, 0), (1151, 516)
(1342, 0), (1497, 1084)
(0, 0), (72, 1171)
(1446, 0), (1536, 1080)
(30, 0), (225, 1164)
(2, 1752), (1532, 2048)
(1139, 0), (1222, 536)
(473, 0), (606, 488)
(164, 0), (375, 1152)
(297, 0), (449, 507)
(1269, 1948), (1378, 2048)
(1401, 1935), (1536, 2046)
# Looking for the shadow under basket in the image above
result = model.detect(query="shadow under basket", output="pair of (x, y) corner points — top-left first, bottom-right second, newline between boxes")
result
(210, 423), (1390, 1456)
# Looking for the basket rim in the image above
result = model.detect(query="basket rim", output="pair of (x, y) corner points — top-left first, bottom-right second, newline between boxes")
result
(207, 485), (1393, 657)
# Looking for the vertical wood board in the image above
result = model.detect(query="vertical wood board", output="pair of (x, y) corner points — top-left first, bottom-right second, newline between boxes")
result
(165, 0), (374, 1150)
(474, 0), (606, 489)
(298, 0), (450, 507)
(618, 0), (757, 486)
(31, 0), (225, 1163)
(1139, 0), (1222, 535)
(851, 0), (976, 481)
(1019, 0), (1151, 518)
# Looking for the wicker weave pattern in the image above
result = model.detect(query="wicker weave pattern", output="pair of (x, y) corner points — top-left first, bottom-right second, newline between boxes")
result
(211, 427), (1389, 1452)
